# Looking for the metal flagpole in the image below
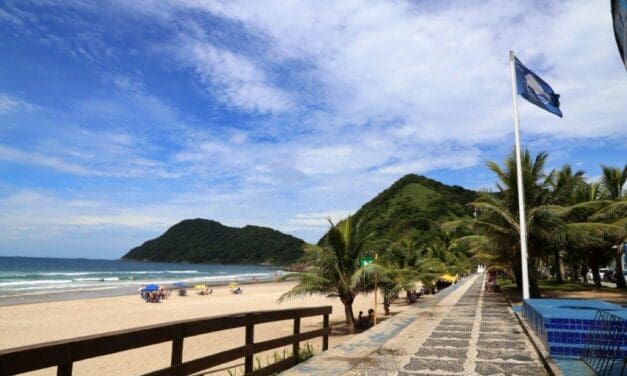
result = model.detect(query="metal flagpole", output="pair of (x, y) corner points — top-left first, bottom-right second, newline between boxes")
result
(509, 50), (530, 300)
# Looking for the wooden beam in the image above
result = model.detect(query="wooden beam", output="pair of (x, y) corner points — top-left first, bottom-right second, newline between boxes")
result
(0, 306), (333, 376)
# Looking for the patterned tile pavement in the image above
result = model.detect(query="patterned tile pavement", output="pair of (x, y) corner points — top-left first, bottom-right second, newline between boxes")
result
(283, 274), (549, 376)
(399, 275), (547, 376)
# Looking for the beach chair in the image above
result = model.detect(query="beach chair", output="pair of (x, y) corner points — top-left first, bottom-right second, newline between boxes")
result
(145, 292), (161, 303)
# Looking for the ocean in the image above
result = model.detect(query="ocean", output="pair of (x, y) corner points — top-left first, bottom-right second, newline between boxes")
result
(0, 256), (281, 306)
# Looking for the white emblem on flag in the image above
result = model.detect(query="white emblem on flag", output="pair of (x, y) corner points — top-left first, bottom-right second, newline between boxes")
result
(524, 74), (551, 105)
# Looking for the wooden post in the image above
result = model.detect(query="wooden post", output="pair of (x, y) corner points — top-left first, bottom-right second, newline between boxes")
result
(322, 314), (329, 351)
(245, 320), (254, 373)
(57, 363), (72, 376)
(374, 275), (378, 326)
(374, 253), (378, 326)
(171, 336), (183, 366)
(293, 317), (301, 361)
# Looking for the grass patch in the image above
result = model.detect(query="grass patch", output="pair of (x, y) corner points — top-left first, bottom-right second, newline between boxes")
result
(496, 277), (618, 292)
(496, 277), (627, 305)
(496, 276), (517, 289)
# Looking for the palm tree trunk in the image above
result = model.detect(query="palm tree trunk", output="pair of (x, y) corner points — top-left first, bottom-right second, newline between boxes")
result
(615, 245), (626, 289)
(591, 261), (602, 289)
(553, 248), (562, 283)
(383, 297), (391, 315)
(581, 265), (588, 284)
(513, 263), (523, 290)
(529, 259), (541, 298)
(569, 265), (577, 283)
(341, 295), (356, 334)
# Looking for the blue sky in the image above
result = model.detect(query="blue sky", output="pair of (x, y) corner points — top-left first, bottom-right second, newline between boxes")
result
(0, 0), (625, 259)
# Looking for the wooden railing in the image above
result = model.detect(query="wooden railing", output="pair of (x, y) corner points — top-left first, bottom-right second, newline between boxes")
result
(0, 306), (332, 376)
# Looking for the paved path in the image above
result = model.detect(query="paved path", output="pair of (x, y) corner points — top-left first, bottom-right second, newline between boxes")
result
(397, 275), (546, 375)
(285, 274), (548, 376)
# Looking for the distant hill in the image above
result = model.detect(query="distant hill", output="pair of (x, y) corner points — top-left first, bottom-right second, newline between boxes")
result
(122, 219), (305, 265)
(320, 174), (478, 247)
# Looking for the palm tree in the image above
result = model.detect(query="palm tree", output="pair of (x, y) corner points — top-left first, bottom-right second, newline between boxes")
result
(380, 239), (421, 302)
(547, 164), (585, 282)
(551, 199), (624, 288)
(474, 149), (553, 297)
(414, 256), (449, 293)
(472, 150), (625, 296)
(601, 165), (627, 199)
(421, 233), (475, 277)
(574, 181), (603, 204)
(549, 164), (585, 205)
(351, 262), (415, 316)
(278, 217), (368, 333)
(589, 199), (627, 288)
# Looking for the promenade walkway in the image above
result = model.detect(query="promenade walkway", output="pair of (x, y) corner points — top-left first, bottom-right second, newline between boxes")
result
(283, 274), (548, 376)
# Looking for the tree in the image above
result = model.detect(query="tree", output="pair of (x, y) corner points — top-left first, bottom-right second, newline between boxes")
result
(350, 262), (415, 316)
(573, 181), (603, 204)
(278, 217), (368, 333)
(601, 165), (627, 200)
(589, 199), (627, 288)
(471, 150), (626, 296)
(599, 165), (627, 288)
(474, 149), (553, 297)
(547, 164), (585, 282)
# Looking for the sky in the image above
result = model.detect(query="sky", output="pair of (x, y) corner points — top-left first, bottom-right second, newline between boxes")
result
(0, 0), (625, 259)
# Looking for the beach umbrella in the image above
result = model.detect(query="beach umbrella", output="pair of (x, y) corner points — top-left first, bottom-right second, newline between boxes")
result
(141, 284), (160, 292)
(194, 284), (206, 289)
(439, 274), (457, 283)
(228, 282), (239, 289)
(173, 282), (187, 288)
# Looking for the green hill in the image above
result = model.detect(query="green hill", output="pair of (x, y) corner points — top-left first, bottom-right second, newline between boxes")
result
(122, 219), (305, 265)
(320, 174), (478, 247)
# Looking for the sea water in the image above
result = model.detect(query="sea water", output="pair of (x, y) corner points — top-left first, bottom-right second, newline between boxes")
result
(0, 256), (281, 305)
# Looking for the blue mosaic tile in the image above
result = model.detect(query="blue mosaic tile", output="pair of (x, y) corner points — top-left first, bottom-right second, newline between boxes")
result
(522, 299), (627, 359)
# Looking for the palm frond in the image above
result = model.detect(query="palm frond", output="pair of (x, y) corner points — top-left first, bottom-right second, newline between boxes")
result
(590, 200), (627, 222)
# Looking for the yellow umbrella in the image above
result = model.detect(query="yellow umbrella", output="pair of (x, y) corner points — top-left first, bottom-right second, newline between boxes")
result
(228, 282), (239, 289)
(440, 274), (458, 283)
(194, 284), (206, 289)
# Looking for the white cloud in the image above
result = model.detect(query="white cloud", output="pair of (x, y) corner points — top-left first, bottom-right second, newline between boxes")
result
(182, 40), (293, 114)
(0, 145), (94, 175)
(286, 210), (354, 231)
(375, 149), (481, 175)
(0, 94), (38, 113)
(167, 0), (625, 141)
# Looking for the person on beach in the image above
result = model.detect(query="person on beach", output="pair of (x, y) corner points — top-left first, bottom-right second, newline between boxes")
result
(357, 311), (365, 329)
(366, 308), (375, 328)
(199, 284), (212, 295)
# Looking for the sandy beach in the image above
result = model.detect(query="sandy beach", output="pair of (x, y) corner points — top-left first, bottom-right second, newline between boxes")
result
(0, 280), (414, 375)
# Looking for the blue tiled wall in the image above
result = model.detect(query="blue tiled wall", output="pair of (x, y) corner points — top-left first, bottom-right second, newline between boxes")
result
(522, 299), (627, 359)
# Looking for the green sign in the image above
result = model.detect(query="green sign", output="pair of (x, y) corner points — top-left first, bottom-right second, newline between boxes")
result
(359, 257), (374, 267)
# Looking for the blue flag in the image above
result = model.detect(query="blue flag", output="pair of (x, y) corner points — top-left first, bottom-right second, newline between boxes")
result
(612, 0), (627, 69)
(514, 57), (562, 118)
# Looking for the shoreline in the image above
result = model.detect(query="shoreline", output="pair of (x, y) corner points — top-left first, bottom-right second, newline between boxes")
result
(0, 274), (280, 307)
